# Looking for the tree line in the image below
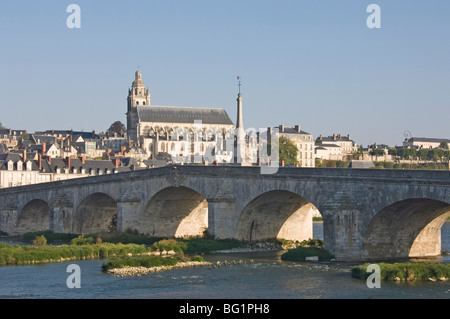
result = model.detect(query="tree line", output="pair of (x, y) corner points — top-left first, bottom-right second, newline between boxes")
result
(388, 147), (450, 163)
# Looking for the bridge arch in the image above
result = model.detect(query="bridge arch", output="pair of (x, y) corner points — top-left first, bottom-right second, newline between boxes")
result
(362, 198), (450, 259)
(73, 192), (117, 234)
(17, 199), (50, 234)
(236, 190), (320, 242)
(142, 186), (208, 238)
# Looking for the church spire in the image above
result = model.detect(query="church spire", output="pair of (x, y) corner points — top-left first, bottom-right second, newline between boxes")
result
(128, 70), (150, 108)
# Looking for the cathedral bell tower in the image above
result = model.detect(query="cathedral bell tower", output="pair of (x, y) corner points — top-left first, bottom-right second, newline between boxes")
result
(127, 70), (151, 141)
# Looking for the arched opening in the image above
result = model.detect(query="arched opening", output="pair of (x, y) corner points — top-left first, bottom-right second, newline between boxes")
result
(236, 190), (319, 242)
(17, 199), (50, 234)
(74, 193), (117, 234)
(142, 186), (208, 238)
(362, 198), (450, 260)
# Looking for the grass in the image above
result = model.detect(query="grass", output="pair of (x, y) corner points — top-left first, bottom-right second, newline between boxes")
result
(0, 241), (149, 266)
(351, 262), (450, 281)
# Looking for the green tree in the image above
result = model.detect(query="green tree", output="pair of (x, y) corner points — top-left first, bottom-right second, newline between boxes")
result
(278, 136), (298, 166)
(369, 149), (385, 156)
(439, 141), (449, 150)
(107, 121), (126, 136)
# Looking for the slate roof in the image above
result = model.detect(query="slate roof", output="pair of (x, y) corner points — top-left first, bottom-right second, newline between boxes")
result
(408, 137), (450, 144)
(137, 105), (234, 126)
(278, 127), (311, 135)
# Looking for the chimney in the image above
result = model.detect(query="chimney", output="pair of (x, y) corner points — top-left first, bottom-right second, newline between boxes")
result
(319, 134), (323, 140)
(23, 150), (26, 161)
(81, 156), (85, 164)
(66, 157), (71, 170)
(347, 134), (350, 139)
(92, 130), (95, 138)
(54, 137), (57, 145)
(42, 141), (47, 154)
(295, 125), (301, 133)
(281, 160), (285, 167)
(129, 140), (132, 147)
(333, 134), (336, 140)
(38, 154), (42, 169)
(279, 125), (284, 132)
(113, 158), (119, 167)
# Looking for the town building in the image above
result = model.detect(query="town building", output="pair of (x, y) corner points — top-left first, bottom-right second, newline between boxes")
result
(277, 125), (315, 167)
(126, 70), (236, 163)
(315, 133), (358, 161)
(403, 137), (450, 149)
(0, 152), (136, 188)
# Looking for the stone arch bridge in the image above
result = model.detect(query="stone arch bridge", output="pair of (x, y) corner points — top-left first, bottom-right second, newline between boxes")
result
(0, 165), (449, 261)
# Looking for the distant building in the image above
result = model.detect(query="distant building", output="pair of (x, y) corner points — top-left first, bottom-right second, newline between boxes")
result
(126, 70), (236, 162)
(315, 144), (342, 161)
(315, 133), (358, 161)
(277, 125), (315, 167)
(0, 153), (136, 188)
(403, 137), (450, 149)
(0, 129), (27, 149)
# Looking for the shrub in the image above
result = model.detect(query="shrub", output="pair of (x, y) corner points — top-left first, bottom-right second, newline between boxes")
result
(33, 235), (47, 247)
(71, 235), (95, 245)
(152, 239), (187, 253)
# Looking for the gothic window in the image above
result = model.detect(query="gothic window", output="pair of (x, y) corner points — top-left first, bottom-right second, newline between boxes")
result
(135, 88), (137, 95)
(143, 101), (146, 105)
(136, 101), (139, 106)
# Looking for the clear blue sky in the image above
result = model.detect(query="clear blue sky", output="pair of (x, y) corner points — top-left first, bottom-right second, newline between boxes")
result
(1, 0), (449, 147)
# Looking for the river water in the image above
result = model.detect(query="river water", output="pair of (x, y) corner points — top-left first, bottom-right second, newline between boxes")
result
(0, 222), (449, 299)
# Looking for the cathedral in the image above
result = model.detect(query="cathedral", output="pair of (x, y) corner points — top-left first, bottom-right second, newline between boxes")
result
(126, 70), (236, 163)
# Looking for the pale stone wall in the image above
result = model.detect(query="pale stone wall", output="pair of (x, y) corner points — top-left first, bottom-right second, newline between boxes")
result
(0, 166), (449, 261)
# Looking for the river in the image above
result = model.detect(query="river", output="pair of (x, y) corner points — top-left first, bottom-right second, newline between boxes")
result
(0, 222), (449, 299)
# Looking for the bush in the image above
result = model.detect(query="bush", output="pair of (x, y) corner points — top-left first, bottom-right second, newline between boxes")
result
(71, 235), (95, 245)
(33, 235), (47, 247)
(151, 239), (187, 253)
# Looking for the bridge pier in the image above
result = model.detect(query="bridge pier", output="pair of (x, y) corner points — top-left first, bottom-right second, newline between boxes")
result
(117, 200), (141, 233)
(322, 191), (364, 261)
(207, 198), (237, 239)
(0, 207), (18, 236)
(49, 194), (74, 233)
(49, 206), (72, 233)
